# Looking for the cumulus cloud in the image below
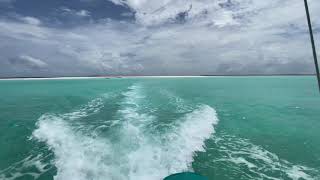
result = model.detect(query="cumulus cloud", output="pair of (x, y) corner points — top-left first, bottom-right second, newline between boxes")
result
(107, 0), (255, 26)
(0, 0), (319, 77)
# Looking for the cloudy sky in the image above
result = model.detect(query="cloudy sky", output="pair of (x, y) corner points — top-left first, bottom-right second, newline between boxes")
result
(0, 0), (319, 77)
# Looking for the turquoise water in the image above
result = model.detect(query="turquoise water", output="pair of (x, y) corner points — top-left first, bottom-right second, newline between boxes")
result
(0, 77), (319, 180)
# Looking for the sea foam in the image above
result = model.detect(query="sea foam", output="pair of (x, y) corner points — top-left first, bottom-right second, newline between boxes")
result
(211, 133), (318, 180)
(32, 85), (219, 180)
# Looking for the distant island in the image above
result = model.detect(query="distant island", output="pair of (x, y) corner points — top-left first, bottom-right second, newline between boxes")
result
(0, 74), (316, 80)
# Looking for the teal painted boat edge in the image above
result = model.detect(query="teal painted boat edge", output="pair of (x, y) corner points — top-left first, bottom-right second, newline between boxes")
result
(164, 172), (208, 180)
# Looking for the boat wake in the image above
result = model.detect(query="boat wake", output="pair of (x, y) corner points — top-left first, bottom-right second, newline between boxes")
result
(2, 84), (318, 180)
(210, 133), (319, 180)
(30, 84), (219, 180)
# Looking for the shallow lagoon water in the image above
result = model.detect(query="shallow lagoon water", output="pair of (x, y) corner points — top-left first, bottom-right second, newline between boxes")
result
(0, 76), (319, 180)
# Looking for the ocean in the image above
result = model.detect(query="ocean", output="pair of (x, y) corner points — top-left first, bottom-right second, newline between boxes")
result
(0, 76), (319, 180)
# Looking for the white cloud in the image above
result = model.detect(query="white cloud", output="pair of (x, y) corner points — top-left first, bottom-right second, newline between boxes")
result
(0, 0), (319, 77)
(0, 20), (49, 40)
(121, 12), (134, 17)
(17, 55), (48, 68)
(60, 7), (91, 17)
(20, 16), (41, 26)
(76, 10), (90, 17)
(108, 0), (248, 26)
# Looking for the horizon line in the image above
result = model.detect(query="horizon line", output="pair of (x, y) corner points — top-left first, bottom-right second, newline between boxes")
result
(0, 74), (317, 80)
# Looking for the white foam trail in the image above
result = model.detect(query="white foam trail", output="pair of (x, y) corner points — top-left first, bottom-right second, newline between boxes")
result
(212, 133), (319, 180)
(33, 116), (121, 180)
(164, 105), (219, 172)
(61, 97), (105, 120)
(115, 85), (219, 179)
(119, 85), (154, 126)
(0, 94), (113, 180)
(159, 89), (193, 113)
(113, 105), (218, 180)
(32, 85), (220, 180)
(0, 154), (50, 180)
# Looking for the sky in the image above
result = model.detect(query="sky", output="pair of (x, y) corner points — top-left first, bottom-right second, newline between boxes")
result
(0, 0), (319, 77)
